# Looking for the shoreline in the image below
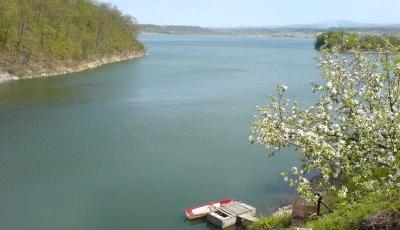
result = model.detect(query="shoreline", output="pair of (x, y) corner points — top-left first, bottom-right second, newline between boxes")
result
(0, 51), (146, 84)
(140, 31), (316, 38)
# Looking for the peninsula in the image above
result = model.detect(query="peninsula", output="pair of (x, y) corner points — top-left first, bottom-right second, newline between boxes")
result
(315, 31), (400, 51)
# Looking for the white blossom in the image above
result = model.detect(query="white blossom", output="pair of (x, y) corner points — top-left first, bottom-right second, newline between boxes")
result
(250, 47), (400, 201)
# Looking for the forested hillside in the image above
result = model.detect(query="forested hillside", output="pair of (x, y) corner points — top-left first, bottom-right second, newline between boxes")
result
(0, 0), (144, 77)
(315, 31), (400, 50)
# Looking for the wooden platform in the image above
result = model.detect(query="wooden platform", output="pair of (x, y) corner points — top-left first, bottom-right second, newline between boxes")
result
(206, 201), (257, 228)
(239, 214), (259, 222)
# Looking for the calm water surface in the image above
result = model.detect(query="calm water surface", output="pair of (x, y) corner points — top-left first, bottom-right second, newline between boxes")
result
(0, 35), (319, 230)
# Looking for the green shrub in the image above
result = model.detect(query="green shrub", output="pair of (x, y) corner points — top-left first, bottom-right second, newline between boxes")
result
(16, 68), (28, 78)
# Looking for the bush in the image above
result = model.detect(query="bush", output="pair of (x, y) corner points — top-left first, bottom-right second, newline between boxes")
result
(16, 68), (28, 78)
(358, 209), (400, 230)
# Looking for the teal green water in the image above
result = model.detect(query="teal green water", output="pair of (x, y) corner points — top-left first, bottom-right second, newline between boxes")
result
(0, 35), (319, 230)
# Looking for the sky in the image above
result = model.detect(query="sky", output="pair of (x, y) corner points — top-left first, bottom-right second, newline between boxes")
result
(104, 0), (400, 27)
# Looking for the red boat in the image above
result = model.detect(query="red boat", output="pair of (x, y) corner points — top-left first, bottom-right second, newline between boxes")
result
(184, 198), (235, 219)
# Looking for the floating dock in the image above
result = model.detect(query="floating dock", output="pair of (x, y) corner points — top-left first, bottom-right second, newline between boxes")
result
(206, 201), (258, 228)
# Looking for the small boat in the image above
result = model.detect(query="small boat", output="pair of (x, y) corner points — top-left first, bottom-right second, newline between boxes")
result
(185, 198), (235, 219)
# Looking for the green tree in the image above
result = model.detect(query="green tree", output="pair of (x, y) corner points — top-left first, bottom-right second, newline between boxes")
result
(315, 31), (400, 51)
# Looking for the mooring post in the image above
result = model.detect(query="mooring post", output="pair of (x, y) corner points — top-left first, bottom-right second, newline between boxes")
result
(315, 193), (322, 216)
(314, 192), (333, 216)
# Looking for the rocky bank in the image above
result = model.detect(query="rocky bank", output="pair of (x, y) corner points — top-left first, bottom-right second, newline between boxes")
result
(0, 52), (145, 84)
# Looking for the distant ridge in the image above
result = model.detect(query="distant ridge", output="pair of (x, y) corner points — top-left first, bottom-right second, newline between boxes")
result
(139, 22), (400, 37)
(277, 20), (400, 29)
(139, 24), (219, 35)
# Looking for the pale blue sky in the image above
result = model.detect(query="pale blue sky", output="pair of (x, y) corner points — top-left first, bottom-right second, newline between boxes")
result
(104, 0), (400, 27)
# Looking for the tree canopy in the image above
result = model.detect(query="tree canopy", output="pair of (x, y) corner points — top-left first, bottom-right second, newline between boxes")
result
(315, 31), (400, 51)
(0, 0), (144, 76)
(250, 46), (400, 201)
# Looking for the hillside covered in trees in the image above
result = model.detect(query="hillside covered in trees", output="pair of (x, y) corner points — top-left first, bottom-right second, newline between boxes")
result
(0, 0), (145, 78)
(315, 31), (400, 51)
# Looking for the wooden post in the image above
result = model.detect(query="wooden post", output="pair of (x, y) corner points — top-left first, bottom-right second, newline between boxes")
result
(315, 193), (322, 216)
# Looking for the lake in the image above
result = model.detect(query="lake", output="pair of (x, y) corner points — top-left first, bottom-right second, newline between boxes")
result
(0, 35), (319, 230)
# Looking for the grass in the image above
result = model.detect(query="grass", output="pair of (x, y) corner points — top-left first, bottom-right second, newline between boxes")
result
(251, 214), (292, 230)
(305, 192), (400, 230)
(251, 192), (400, 230)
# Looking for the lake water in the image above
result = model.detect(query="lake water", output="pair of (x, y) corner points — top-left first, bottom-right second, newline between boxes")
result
(0, 35), (319, 230)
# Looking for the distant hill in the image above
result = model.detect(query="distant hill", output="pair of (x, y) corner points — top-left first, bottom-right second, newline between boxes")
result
(139, 24), (220, 35)
(281, 20), (380, 29)
(139, 22), (400, 37)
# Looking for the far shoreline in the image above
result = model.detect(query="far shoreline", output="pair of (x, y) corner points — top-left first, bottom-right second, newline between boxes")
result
(140, 32), (317, 38)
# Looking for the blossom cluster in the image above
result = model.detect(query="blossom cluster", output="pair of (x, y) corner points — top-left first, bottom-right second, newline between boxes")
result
(250, 47), (400, 201)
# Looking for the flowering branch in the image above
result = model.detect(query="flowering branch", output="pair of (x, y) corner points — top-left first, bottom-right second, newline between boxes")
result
(250, 46), (400, 201)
